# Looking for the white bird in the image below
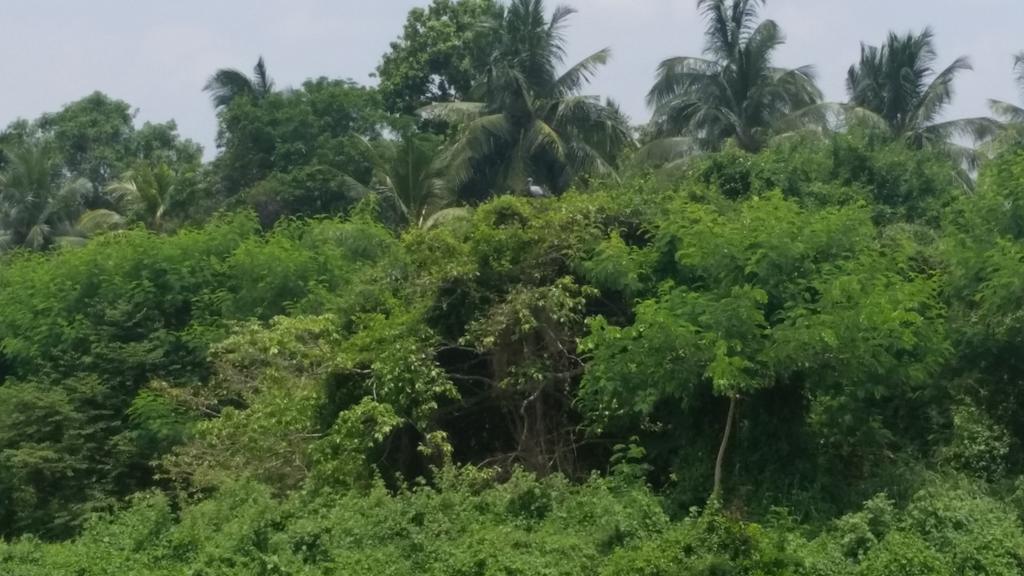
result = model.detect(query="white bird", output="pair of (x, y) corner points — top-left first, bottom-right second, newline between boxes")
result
(526, 178), (548, 198)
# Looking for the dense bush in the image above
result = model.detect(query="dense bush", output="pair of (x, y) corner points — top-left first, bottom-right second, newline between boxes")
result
(4, 0), (1024, 565)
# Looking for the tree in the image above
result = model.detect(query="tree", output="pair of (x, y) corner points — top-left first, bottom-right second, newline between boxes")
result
(36, 92), (136, 195)
(211, 77), (385, 214)
(989, 52), (1024, 124)
(985, 53), (1024, 155)
(581, 193), (947, 503)
(376, 0), (499, 114)
(204, 56), (275, 110)
(422, 0), (632, 198)
(106, 163), (181, 233)
(2, 94), (202, 197)
(0, 120), (40, 172)
(350, 133), (466, 229)
(132, 120), (203, 173)
(846, 29), (998, 161)
(0, 144), (120, 250)
(646, 0), (821, 153)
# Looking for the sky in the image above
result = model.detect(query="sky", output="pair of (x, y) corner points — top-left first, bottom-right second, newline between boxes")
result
(2, 0), (1023, 157)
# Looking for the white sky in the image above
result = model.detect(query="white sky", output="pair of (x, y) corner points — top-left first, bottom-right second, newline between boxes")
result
(1, 0), (1022, 157)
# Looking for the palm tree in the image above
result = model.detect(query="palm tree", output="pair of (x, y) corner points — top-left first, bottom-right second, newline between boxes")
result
(846, 29), (998, 159)
(421, 0), (632, 197)
(646, 0), (821, 154)
(989, 52), (1024, 124)
(349, 133), (467, 229)
(0, 144), (121, 250)
(204, 56), (275, 110)
(106, 163), (179, 233)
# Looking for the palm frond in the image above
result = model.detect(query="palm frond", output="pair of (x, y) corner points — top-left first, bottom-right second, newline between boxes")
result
(632, 137), (700, 168)
(772, 102), (835, 135)
(52, 235), (88, 249)
(76, 209), (124, 236)
(204, 68), (255, 109)
(1014, 51), (1024, 94)
(909, 55), (972, 131)
(990, 99), (1024, 124)
(698, 0), (765, 61)
(105, 180), (139, 206)
(418, 102), (486, 124)
(555, 48), (611, 96)
(933, 139), (987, 176)
(564, 140), (618, 183)
(556, 96), (633, 161)
(840, 105), (895, 135)
(919, 117), (1002, 146)
(523, 119), (567, 161)
(423, 207), (472, 230)
(745, 18), (785, 63)
(337, 175), (375, 213)
(24, 223), (51, 251)
(647, 57), (721, 109)
(773, 65), (823, 107)
(548, 4), (577, 38)
(253, 56), (274, 95)
(445, 114), (513, 187)
(204, 57), (272, 109)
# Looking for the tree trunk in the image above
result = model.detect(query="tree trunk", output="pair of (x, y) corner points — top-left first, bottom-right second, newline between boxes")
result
(712, 395), (738, 500)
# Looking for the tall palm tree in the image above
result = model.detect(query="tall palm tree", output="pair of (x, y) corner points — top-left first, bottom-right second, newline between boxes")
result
(989, 52), (1024, 124)
(646, 0), (821, 154)
(349, 133), (466, 229)
(204, 56), (275, 110)
(846, 29), (998, 158)
(0, 145), (121, 250)
(106, 163), (179, 233)
(421, 0), (632, 197)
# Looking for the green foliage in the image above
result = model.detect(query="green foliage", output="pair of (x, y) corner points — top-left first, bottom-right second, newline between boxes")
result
(212, 78), (385, 221)
(36, 92), (138, 192)
(106, 162), (192, 232)
(422, 0), (632, 198)
(846, 28), (998, 161)
(582, 189), (948, 510)
(945, 146), (1024, 470)
(16, 92), (201, 196)
(0, 143), (111, 250)
(647, 0), (821, 153)
(0, 212), (409, 534)
(602, 501), (805, 575)
(805, 482), (1024, 575)
(687, 131), (962, 224)
(8, 5), (1024, 568)
(205, 56), (276, 111)
(377, 0), (499, 114)
(0, 471), (670, 575)
(9, 474), (1017, 576)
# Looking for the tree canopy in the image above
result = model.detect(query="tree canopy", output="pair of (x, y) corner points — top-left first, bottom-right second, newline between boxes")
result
(647, 0), (821, 153)
(4, 0), (1024, 571)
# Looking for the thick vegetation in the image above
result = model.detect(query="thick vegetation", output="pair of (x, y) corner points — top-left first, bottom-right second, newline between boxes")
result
(4, 0), (1024, 572)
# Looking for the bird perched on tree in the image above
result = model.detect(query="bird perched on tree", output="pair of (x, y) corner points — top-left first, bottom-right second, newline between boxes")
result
(526, 178), (548, 198)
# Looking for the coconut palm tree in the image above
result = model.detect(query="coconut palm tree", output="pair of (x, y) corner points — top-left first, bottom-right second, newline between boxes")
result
(846, 29), (999, 160)
(105, 163), (179, 233)
(0, 144), (121, 250)
(989, 52), (1024, 124)
(348, 133), (467, 230)
(204, 56), (275, 110)
(420, 0), (632, 197)
(646, 0), (821, 154)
